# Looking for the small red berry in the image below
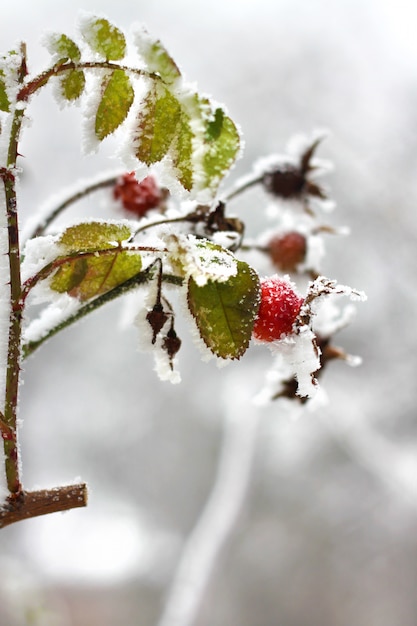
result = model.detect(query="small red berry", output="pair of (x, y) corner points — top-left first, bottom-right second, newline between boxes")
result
(113, 173), (166, 217)
(253, 276), (304, 342)
(268, 231), (307, 272)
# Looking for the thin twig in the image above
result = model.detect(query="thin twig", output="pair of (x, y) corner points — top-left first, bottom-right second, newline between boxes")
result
(27, 176), (119, 240)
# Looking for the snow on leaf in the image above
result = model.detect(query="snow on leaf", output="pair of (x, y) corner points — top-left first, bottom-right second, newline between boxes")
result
(95, 69), (134, 141)
(171, 112), (194, 191)
(45, 33), (81, 62)
(50, 249), (142, 302)
(166, 234), (239, 286)
(134, 83), (181, 164)
(134, 26), (181, 85)
(59, 69), (85, 101)
(202, 108), (241, 192)
(58, 221), (132, 252)
(187, 260), (260, 360)
(80, 17), (126, 60)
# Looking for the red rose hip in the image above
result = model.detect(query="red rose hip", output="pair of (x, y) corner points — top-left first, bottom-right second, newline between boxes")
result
(253, 276), (304, 342)
(268, 231), (307, 272)
(113, 173), (166, 217)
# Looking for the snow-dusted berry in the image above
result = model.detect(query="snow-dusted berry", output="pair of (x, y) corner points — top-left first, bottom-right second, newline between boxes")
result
(268, 231), (307, 272)
(113, 173), (167, 217)
(253, 276), (304, 342)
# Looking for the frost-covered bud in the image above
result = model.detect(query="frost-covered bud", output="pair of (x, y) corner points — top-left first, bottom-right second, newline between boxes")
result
(263, 164), (305, 199)
(253, 276), (304, 342)
(113, 173), (167, 217)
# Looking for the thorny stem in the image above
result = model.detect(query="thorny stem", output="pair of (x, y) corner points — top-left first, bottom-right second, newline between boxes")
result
(1, 46), (28, 497)
(18, 60), (160, 102)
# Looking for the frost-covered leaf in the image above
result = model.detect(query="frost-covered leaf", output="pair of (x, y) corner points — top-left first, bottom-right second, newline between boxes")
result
(167, 235), (239, 286)
(95, 69), (134, 140)
(95, 70), (134, 140)
(202, 107), (241, 191)
(206, 107), (224, 141)
(134, 83), (181, 164)
(59, 69), (85, 101)
(171, 113), (194, 191)
(0, 72), (9, 112)
(50, 249), (142, 302)
(52, 220), (140, 301)
(187, 260), (260, 359)
(80, 17), (126, 60)
(58, 221), (132, 252)
(135, 27), (181, 85)
(46, 34), (81, 62)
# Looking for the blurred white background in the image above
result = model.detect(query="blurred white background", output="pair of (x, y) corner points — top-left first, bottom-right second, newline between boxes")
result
(1, 0), (417, 624)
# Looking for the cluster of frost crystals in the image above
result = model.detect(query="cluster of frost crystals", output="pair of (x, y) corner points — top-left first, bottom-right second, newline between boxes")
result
(165, 233), (238, 287)
(254, 326), (320, 406)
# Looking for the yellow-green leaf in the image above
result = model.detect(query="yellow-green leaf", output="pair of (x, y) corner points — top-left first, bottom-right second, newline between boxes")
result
(59, 69), (85, 101)
(135, 28), (181, 85)
(47, 34), (81, 62)
(187, 260), (260, 359)
(81, 17), (126, 60)
(51, 250), (142, 302)
(95, 69), (134, 140)
(202, 111), (241, 191)
(171, 113), (194, 191)
(59, 221), (132, 253)
(134, 84), (181, 165)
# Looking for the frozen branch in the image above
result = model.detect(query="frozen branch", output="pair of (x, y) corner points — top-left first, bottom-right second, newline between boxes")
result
(157, 384), (261, 626)
(0, 483), (88, 528)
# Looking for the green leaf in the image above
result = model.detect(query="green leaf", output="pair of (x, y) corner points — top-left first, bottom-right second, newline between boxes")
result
(206, 107), (224, 141)
(95, 69), (134, 140)
(135, 28), (181, 85)
(202, 110), (241, 191)
(171, 112), (194, 191)
(0, 72), (9, 112)
(187, 260), (260, 359)
(81, 17), (126, 60)
(59, 69), (85, 101)
(50, 249), (142, 302)
(134, 83), (181, 164)
(47, 34), (81, 62)
(58, 221), (132, 252)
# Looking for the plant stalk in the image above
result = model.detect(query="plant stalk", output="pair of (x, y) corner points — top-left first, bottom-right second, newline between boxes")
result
(1, 49), (28, 495)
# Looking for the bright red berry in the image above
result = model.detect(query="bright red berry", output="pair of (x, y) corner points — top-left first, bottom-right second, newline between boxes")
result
(268, 231), (307, 272)
(253, 276), (304, 342)
(113, 173), (166, 217)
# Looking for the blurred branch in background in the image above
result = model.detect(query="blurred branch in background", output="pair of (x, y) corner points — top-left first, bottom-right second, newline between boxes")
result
(157, 380), (260, 626)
